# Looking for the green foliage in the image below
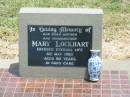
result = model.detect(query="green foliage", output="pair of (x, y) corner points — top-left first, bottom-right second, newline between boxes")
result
(0, 17), (18, 30)
(0, 0), (130, 41)
(105, 2), (121, 11)
(0, 0), (129, 18)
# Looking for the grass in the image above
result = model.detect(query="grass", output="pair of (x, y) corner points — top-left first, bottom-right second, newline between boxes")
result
(0, 0), (130, 42)
(104, 13), (130, 41)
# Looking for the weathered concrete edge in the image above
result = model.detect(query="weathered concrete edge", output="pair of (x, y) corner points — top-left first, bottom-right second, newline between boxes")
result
(19, 8), (103, 14)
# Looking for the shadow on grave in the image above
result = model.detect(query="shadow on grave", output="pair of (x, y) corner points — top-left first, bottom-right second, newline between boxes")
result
(8, 62), (90, 79)
(9, 62), (20, 77)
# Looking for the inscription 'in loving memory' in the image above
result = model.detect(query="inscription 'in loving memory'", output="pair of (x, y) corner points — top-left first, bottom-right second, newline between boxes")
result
(28, 25), (92, 66)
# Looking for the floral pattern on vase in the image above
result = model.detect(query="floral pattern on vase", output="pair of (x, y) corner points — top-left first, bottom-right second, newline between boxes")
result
(88, 50), (102, 81)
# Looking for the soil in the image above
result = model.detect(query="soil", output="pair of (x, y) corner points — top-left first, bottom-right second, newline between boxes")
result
(0, 39), (18, 59)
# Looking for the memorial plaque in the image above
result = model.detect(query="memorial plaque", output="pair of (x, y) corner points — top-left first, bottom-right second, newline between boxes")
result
(28, 25), (92, 66)
(19, 8), (103, 78)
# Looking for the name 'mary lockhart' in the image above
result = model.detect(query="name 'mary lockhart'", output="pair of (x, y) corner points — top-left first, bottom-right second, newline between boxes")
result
(32, 40), (89, 47)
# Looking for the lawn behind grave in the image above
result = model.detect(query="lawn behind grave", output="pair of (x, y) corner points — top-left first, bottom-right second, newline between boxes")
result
(0, 0), (130, 59)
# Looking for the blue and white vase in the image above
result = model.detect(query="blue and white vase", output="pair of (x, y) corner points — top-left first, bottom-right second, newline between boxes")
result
(88, 50), (102, 81)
